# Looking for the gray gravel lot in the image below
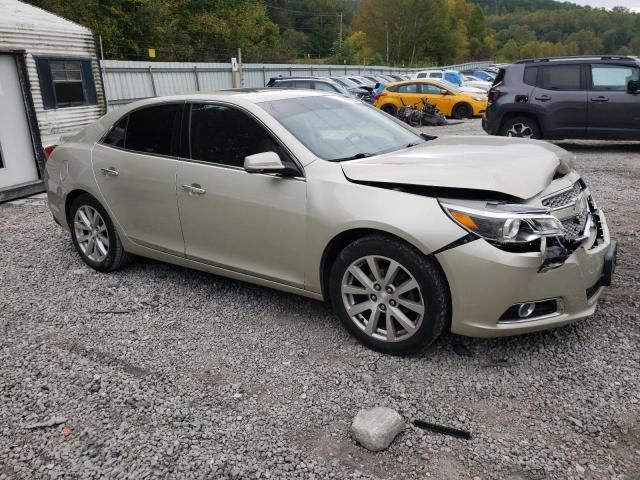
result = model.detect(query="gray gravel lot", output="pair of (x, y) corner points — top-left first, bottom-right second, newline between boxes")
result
(1, 119), (639, 479)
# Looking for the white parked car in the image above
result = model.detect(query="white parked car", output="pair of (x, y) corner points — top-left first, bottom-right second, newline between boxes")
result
(462, 74), (492, 91)
(414, 69), (488, 94)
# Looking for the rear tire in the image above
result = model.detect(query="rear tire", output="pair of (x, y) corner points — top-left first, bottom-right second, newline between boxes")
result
(452, 102), (473, 119)
(329, 235), (449, 355)
(500, 116), (542, 139)
(68, 194), (134, 272)
(380, 104), (397, 116)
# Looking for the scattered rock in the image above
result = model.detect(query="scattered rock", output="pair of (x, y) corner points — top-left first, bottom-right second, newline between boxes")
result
(25, 416), (67, 430)
(351, 407), (404, 451)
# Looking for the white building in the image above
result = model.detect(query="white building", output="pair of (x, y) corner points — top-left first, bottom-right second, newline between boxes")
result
(0, 0), (105, 201)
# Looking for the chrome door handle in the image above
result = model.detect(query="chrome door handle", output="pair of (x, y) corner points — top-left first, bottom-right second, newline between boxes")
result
(100, 167), (119, 176)
(182, 183), (206, 195)
(591, 96), (609, 103)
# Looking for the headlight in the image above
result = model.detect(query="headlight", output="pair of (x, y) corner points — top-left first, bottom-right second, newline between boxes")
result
(472, 96), (485, 102)
(440, 201), (563, 244)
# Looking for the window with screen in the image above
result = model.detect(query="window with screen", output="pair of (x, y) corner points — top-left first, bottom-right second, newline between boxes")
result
(591, 64), (640, 91)
(189, 103), (295, 171)
(35, 57), (97, 109)
(125, 104), (179, 156)
(540, 65), (582, 91)
(103, 116), (128, 148)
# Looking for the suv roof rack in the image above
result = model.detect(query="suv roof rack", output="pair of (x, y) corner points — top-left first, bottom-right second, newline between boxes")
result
(515, 55), (638, 64)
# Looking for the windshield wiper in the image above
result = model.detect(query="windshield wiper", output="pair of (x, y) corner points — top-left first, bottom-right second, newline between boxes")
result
(330, 152), (374, 162)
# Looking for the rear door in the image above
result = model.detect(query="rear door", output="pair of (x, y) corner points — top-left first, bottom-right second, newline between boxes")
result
(92, 103), (184, 255)
(529, 64), (588, 138)
(587, 63), (640, 139)
(393, 82), (422, 108)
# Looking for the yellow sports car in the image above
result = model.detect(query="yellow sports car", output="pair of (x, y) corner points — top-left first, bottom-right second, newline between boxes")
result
(374, 79), (487, 119)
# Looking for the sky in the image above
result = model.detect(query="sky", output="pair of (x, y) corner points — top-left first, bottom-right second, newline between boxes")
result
(573, 0), (640, 9)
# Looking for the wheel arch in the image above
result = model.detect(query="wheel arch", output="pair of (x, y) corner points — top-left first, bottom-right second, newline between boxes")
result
(319, 228), (451, 307)
(379, 103), (398, 115)
(64, 189), (93, 223)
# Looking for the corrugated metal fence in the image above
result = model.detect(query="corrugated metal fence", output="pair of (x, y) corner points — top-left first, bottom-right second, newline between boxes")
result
(101, 59), (494, 111)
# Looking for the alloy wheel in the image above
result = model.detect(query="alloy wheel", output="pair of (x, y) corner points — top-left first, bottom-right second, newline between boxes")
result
(341, 255), (425, 342)
(506, 123), (534, 138)
(73, 205), (109, 262)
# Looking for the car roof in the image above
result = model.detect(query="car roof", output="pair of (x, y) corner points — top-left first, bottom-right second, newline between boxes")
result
(515, 55), (640, 65)
(271, 76), (335, 83)
(116, 89), (332, 111)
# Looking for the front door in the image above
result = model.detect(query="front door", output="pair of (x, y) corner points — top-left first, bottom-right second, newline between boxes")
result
(92, 103), (184, 255)
(587, 63), (640, 139)
(176, 103), (307, 287)
(529, 64), (588, 138)
(420, 83), (453, 114)
(0, 55), (39, 191)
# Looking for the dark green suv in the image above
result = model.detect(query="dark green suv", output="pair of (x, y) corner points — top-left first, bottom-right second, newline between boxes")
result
(483, 56), (640, 140)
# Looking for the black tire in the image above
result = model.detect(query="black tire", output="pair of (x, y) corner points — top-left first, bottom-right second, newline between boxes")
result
(499, 115), (542, 139)
(452, 102), (473, 119)
(68, 194), (134, 272)
(380, 104), (398, 116)
(329, 235), (450, 355)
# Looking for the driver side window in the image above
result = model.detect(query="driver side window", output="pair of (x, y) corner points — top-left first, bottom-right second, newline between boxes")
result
(189, 103), (297, 172)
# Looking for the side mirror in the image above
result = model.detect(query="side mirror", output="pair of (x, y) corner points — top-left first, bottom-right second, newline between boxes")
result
(627, 79), (639, 94)
(244, 151), (285, 174)
(440, 89), (448, 95)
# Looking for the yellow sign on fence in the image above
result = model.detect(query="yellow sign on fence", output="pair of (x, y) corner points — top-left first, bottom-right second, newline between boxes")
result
(148, 48), (156, 58)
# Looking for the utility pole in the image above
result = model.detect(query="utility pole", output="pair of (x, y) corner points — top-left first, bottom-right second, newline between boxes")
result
(339, 12), (343, 48)
(385, 20), (389, 65)
(237, 47), (243, 88)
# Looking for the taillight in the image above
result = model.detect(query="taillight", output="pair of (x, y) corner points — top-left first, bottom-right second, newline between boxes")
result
(43, 144), (58, 161)
(488, 90), (501, 102)
(377, 92), (387, 98)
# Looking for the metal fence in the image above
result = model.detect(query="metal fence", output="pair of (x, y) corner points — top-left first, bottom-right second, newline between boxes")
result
(100, 59), (494, 111)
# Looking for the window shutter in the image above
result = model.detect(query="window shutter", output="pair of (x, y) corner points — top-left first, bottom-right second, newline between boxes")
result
(35, 58), (55, 110)
(81, 60), (97, 105)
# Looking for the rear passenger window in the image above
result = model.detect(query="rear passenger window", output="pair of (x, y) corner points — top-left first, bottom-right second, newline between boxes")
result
(417, 73), (427, 78)
(396, 83), (418, 93)
(523, 67), (538, 86)
(103, 116), (128, 148)
(540, 65), (582, 91)
(125, 104), (180, 155)
(314, 82), (337, 92)
(430, 72), (443, 79)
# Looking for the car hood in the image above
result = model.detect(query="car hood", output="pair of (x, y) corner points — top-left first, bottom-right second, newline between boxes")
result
(340, 136), (574, 200)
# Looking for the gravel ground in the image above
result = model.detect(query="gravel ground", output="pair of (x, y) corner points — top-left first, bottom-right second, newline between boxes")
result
(1, 119), (639, 480)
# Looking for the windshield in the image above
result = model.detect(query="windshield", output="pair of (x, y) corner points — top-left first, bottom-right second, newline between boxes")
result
(437, 80), (462, 93)
(258, 95), (424, 161)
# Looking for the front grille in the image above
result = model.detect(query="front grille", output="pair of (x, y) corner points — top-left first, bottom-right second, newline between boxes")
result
(542, 182), (584, 210)
(561, 208), (589, 239)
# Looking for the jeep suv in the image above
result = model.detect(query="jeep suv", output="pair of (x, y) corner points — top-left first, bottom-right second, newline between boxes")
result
(483, 56), (640, 140)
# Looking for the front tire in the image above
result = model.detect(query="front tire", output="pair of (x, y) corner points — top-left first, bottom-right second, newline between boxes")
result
(68, 194), (133, 272)
(500, 116), (542, 139)
(329, 235), (449, 355)
(452, 102), (473, 119)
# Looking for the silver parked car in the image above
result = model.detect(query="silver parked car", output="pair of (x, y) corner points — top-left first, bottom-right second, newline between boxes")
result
(44, 90), (617, 354)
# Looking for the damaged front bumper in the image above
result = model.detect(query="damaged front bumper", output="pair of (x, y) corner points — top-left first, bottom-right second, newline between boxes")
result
(435, 202), (616, 338)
